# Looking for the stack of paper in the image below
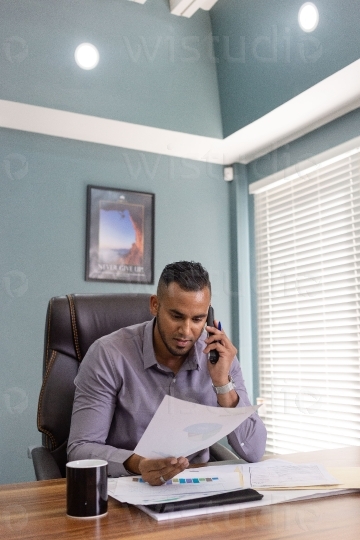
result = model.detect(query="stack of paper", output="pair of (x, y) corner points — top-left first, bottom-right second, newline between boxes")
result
(108, 468), (244, 506)
(108, 461), (360, 521)
(107, 396), (360, 520)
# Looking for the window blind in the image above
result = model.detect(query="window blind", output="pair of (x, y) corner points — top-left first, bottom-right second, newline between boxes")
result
(253, 147), (360, 454)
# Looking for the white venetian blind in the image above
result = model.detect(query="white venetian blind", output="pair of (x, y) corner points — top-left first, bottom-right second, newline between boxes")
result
(252, 146), (360, 454)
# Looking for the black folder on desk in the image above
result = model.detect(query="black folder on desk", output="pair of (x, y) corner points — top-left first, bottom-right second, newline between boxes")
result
(144, 488), (263, 514)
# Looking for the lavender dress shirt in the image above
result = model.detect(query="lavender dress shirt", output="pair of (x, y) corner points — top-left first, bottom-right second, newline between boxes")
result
(67, 319), (267, 476)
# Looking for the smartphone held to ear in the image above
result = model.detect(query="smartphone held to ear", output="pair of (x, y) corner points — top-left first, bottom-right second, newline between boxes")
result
(207, 306), (220, 364)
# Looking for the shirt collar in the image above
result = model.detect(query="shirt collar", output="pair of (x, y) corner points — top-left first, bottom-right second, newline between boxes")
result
(142, 318), (201, 371)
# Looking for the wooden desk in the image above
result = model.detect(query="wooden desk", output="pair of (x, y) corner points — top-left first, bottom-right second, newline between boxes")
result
(1, 446), (359, 540)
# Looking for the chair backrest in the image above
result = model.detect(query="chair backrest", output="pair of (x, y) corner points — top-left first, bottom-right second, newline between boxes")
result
(37, 293), (152, 477)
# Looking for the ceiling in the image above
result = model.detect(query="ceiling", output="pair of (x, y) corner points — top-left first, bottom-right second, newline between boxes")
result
(0, 2), (359, 166)
(130, 0), (220, 18)
(1, 58), (359, 166)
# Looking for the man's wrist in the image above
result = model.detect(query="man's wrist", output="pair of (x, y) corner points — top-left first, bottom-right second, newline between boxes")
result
(212, 375), (236, 395)
(217, 390), (239, 408)
(124, 454), (144, 475)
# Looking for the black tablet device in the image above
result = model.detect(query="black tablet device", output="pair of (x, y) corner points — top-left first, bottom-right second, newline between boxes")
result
(144, 488), (263, 514)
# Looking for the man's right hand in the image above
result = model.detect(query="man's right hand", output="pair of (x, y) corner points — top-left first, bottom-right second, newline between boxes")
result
(124, 454), (189, 486)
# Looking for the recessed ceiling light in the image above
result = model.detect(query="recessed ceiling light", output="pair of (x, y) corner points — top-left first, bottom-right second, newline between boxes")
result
(298, 3), (319, 32)
(74, 43), (99, 70)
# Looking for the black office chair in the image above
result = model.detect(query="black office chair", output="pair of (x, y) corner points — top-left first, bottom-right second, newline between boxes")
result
(31, 293), (239, 481)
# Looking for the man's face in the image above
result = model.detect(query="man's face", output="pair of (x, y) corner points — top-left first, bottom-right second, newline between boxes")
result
(150, 282), (211, 361)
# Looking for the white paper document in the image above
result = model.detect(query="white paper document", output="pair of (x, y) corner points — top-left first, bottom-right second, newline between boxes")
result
(109, 467), (244, 505)
(134, 395), (258, 459)
(241, 459), (340, 488)
(108, 461), (358, 522)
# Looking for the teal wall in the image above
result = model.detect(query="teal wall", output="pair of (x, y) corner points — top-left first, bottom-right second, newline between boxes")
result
(0, 0), (230, 484)
(0, 0), (223, 137)
(210, 0), (360, 136)
(247, 108), (360, 184)
(228, 164), (256, 403)
(0, 127), (231, 484)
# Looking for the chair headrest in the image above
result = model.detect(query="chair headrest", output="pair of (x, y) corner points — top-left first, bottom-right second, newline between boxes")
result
(45, 293), (152, 362)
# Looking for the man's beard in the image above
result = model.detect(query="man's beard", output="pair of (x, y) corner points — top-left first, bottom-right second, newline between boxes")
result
(155, 316), (194, 357)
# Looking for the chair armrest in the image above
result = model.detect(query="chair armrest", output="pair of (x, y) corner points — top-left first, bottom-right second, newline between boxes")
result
(31, 446), (63, 480)
(209, 442), (242, 462)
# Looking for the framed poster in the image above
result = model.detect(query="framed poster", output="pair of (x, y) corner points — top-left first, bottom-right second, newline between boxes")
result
(85, 186), (154, 284)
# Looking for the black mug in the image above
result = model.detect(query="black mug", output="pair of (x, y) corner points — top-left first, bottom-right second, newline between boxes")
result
(66, 459), (108, 518)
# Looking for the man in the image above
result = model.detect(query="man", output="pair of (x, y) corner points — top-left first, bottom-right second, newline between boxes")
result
(68, 261), (266, 485)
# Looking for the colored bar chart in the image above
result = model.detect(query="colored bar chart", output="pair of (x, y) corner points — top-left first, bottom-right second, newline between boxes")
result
(132, 477), (219, 485)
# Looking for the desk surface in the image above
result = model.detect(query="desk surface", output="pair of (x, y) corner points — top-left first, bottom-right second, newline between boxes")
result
(1, 446), (359, 540)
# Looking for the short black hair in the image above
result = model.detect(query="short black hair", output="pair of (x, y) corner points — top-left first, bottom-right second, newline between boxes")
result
(157, 261), (211, 297)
